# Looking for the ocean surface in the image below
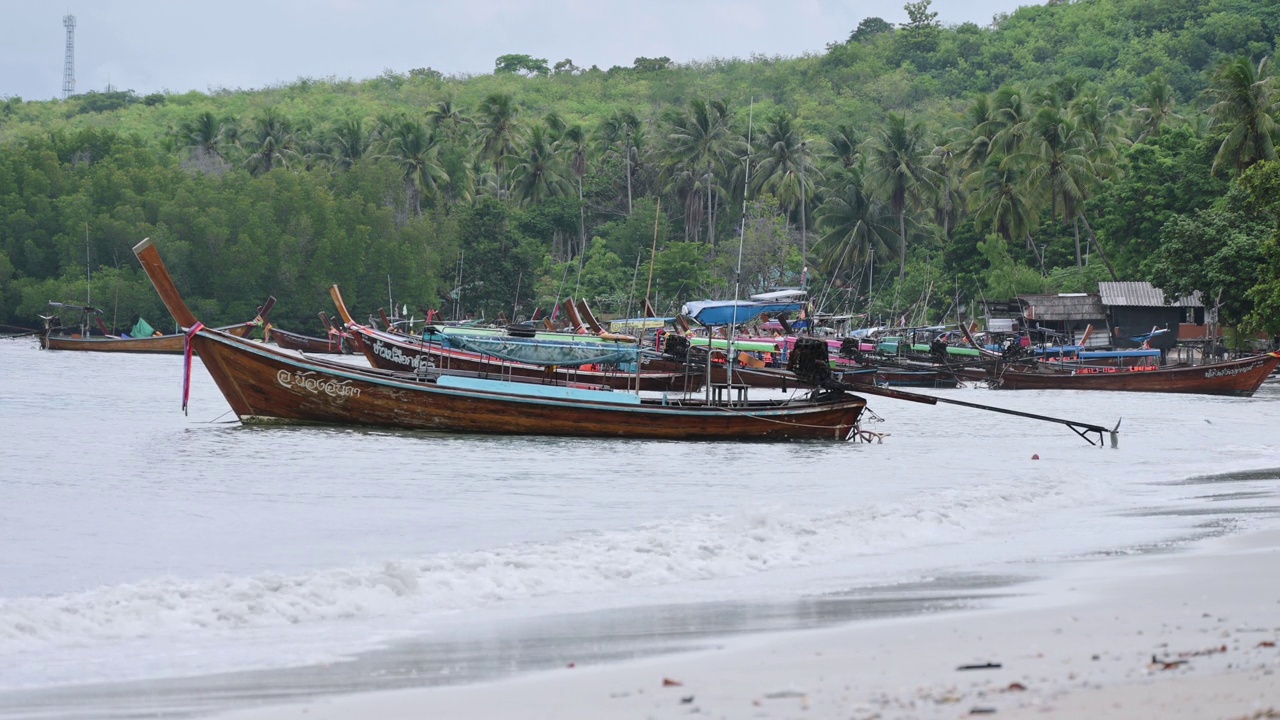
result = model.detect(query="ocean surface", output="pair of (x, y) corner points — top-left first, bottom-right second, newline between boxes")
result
(2, 337), (1279, 719)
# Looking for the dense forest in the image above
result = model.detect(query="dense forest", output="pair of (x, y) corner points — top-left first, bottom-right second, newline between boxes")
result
(2, 0), (1280, 341)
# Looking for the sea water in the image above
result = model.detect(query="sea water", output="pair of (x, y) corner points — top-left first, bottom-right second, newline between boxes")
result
(1, 338), (1278, 718)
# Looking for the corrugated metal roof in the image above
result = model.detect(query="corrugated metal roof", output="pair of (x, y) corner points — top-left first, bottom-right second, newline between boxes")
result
(1097, 281), (1201, 307)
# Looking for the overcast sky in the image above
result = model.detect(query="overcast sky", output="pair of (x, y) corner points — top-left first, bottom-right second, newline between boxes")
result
(1, 0), (1036, 102)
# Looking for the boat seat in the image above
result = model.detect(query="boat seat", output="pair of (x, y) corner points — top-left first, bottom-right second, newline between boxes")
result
(710, 382), (750, 405)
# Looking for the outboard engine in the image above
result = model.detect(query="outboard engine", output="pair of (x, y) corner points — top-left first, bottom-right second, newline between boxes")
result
(661, 333), (690, 360)
(1001, 338), (1027, 361)
(839, 337), (861, 359)
(930, 336), (949, 360)
(788, 337), (840, 390)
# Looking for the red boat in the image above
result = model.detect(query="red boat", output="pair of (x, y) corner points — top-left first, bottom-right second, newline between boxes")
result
(993, 353), (1280, 396)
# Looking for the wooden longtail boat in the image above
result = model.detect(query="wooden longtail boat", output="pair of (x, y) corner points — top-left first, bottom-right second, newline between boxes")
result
(840, 367), (962, 389)
(642, 356), (798, 389)
(267, 325), (351, 354)
(332, 291), (703, 394)
(132, 239), (866, 440)
(40, 324), (257, 353)
(993, 353), (1280, 396)
(40, 298), (272, 354)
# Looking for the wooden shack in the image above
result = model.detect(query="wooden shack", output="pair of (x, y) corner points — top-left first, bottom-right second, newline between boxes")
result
(1097, 281), (1203, 351)
(1017, 293), (1109, 347)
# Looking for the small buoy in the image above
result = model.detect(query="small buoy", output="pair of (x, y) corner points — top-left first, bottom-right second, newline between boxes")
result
(1031, 453), (1040, 460)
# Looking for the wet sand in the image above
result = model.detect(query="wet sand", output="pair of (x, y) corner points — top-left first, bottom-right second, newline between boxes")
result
(216, 529), (1280, 719)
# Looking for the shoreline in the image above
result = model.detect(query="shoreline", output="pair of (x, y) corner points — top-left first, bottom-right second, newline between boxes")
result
(214, 527), (1280, 720)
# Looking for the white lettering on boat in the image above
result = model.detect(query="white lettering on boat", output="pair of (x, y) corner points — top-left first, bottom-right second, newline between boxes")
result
(370, 339), (420, 368)
(1203, 360), (1263, 379)
(276, 369), (361, 398)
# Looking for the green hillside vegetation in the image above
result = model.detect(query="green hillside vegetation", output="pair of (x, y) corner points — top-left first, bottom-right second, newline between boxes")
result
(2, 0), (1279, 338)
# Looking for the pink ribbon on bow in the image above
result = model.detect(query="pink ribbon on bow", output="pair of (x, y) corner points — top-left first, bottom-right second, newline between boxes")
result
(182, 322), (205, 415)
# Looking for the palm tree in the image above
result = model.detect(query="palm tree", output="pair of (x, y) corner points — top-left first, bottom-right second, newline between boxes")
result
(510, 124), (571, 205)
(929, 131), (967, 241)
(383, 119), (449, 215)
(243, 107), (299, 177)
(1070, 94), (1128, 172)
(325, 118), (368, 171)
(662, 167), (704, 242)
(426, 96), (472, 143)
(370, 112), (404, 147)
(595, 109), (641, 214)
(824, 123), (862, 170)
(178, 111), (230, 161)
(981, 86), (1032, 159)
(1132, 71), (1182, 141)
(476, 93), (522, 196)
(751, 112), (822, 272)
(1204, 55), (1279, 177)
(663, 99), (739, 249)
(1013, 106), (1097, 270)
(753, 112), (822, 229)
(864, 112), (937, 279)
(966, 155), (1040, 254)
(815, 165), (895, 300)
(556, 122), (590, 259)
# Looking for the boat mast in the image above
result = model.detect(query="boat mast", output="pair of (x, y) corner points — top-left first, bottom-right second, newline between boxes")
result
(727, 98), (753, 391)
(643, 198), (661, 319)
(624, 250), (642, 329)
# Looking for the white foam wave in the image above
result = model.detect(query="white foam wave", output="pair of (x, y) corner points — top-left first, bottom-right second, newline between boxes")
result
(0, 474), (1091, 655)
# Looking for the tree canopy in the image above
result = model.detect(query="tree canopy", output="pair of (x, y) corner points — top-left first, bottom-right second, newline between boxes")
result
(1, 0), (1278, 333)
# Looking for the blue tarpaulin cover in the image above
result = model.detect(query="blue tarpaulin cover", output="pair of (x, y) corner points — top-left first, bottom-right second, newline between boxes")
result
(681, 301), (804, 327)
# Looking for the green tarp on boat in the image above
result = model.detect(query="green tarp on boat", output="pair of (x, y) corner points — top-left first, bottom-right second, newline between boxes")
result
(130, 317), (156, 338)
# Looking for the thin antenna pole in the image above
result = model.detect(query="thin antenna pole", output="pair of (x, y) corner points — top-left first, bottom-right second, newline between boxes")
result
(625, 126), (633, 215)
(799, 140), (807, 290)
(511, 271), (522, 320)
(625, 250), (642, 326)
(456, 250), (464, 321)
(728, 98), (754, 390)
(550, 258), (571, 325)
(387, 274), (394, 321)
(643, 198), (661, 317)
(85, 222), (90, 308)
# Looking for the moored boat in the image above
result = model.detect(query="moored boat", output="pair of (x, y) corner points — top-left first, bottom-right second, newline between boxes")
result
(40, 326), (258, 353)
(992, 353), (1280, 396)
(40, 299), (272, 354)
(332, 289), (703, 394)
(131, 239), (867, 440)
(267, 325), (352, 355)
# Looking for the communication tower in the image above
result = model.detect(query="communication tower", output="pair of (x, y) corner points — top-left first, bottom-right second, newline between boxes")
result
(62, 14), (76, 99)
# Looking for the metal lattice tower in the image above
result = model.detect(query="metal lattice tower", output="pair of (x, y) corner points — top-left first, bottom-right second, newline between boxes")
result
(62, 15), (76, 99)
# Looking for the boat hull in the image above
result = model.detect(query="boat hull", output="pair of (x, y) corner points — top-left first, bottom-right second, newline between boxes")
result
(269, 327), (350, 354)
(349, 325), (703, 393)
(994, 353), (1280, 396)
(194, 330), (866, 440)
(842, 368), (962, 389)
(40, 322), (256, 354)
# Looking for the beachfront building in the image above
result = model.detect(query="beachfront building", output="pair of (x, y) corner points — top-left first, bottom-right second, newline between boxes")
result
(1098, 281), (1205, 354)
(1017, 293), (1109, 348)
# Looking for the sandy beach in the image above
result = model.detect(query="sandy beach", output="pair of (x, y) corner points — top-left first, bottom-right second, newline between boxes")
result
(215, 528), (1280, 720)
